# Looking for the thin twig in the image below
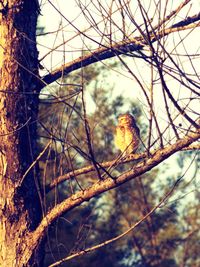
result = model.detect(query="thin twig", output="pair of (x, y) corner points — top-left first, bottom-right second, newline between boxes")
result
(18, 140), (52, 187)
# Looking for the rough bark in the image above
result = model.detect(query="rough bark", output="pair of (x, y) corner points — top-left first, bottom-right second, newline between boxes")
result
(0, 1), (41, 266)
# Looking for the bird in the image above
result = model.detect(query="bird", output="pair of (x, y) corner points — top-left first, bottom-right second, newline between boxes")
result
(114, 113), (140, 155)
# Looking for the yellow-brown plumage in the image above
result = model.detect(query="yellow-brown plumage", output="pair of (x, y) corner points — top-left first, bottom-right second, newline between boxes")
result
(114, 114), (140, 155)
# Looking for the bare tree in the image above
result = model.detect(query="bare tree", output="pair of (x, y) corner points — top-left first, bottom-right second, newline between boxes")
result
(0, 0), (199, 266)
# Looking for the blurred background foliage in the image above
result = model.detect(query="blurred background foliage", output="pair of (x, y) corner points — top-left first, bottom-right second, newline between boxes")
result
(37, 60), (199, 267)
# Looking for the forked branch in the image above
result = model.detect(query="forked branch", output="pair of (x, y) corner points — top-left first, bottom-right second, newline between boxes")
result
(20, 129), (200, 264)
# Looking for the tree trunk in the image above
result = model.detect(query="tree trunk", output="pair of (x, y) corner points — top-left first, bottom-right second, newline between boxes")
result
(0, 1), (41, 266)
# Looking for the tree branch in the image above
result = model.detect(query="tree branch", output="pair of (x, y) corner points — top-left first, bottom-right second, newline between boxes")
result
(39, 39), (144, 90)
(46, 143), (200, 192)
(21, 129), (200, 263)
(38, 13), (200, 91)
(46, 152), (146, 192)
(48, 174), (179, 267)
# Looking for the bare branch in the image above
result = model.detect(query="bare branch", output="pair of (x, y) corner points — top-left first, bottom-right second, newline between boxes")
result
(39, 13), (200, 91)
(46, 152), (145, 192)
(152, 0), (191, 32)
(39, 38), (143, 90)
(48, 174), (180, 267)
(46, 142), (200, 192)
(21, 129), (200, 263)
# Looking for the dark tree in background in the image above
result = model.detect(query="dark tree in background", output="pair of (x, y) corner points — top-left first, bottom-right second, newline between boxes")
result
(0, 1), (199, 266)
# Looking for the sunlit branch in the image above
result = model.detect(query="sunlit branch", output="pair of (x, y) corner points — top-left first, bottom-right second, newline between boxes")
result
(46, 139), (200, 192)
(39, 39), (144, 90)
(46, 152), (145, 192)
(20, 129), (200, 263)
(151, 0), (191, 32)
(39, 14), (200, 91)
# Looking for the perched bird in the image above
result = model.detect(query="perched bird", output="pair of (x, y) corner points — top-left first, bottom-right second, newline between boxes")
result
(114, 113), (140, 155)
